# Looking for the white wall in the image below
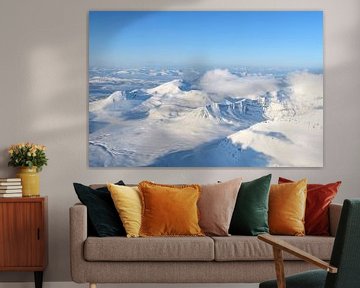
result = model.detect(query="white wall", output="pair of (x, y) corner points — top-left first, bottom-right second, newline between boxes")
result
(0, 0), (359, 282)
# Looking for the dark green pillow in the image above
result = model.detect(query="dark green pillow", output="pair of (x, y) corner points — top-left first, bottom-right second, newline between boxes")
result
(73, 181), (126, 237)
(229, 174), (272, 236)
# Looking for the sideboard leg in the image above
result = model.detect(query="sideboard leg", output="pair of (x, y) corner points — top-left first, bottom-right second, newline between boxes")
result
(34, 271), (43, 288)
(90, 283), (97, 288)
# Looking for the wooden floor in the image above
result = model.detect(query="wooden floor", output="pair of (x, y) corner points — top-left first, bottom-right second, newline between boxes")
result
(0, 283), (259, 288)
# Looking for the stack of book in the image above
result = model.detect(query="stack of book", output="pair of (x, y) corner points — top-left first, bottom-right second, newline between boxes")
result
(0, 178), (22, 197)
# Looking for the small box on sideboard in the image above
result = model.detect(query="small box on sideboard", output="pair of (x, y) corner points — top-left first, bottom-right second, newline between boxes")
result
(0, 178), (22, 197)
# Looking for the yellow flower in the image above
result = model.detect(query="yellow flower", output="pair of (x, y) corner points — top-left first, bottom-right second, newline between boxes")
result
(27, 152), (32, 157)
(8, 149), (13, 155)
(37, 145), (46, 151)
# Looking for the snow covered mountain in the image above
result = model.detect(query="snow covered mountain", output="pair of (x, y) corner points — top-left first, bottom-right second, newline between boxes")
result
(89, 68), (323, 167)
(90, 78), (267, 125)
(89, 91), (126, 112)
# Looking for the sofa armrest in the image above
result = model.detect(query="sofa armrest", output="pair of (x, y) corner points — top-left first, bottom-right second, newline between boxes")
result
(258, 233), (337, 288)
(258, 234), (338, 273)
(329, 203), (342, 237)
(69, 203), (88, 283)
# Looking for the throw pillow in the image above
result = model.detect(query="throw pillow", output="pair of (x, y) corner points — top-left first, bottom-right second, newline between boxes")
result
(269, 179), (307, 236)
(229, 174), (272, 236)
(138, 181), (203, 237)
(73, 181), (126, 237)
(278, 177), (341, 236)
(107, 183), (142, 238)
(198, 178), (242, 236)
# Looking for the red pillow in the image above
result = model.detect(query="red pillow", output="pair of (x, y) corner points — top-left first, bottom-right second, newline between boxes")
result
(278, 177), (341, 236)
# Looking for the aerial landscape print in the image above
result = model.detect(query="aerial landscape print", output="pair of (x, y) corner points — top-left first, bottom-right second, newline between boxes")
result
(89, 11), (323, 167)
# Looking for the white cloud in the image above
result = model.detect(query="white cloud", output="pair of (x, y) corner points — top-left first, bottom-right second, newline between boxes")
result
(199, 69), (278, 102)
(287, 72), (323, 112)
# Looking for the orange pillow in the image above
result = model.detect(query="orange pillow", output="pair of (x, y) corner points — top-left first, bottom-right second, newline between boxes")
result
(138, 181), (204, 237)
(269, 179), (307, 236)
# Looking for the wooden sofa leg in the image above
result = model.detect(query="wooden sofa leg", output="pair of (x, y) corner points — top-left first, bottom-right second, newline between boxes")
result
(89, 283), (96, 288)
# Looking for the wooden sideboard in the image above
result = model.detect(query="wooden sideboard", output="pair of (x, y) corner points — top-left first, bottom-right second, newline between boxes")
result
(0, 197), (47, 288)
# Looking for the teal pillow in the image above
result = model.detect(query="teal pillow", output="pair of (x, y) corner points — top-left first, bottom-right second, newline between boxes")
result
(229, 174), (272, 236)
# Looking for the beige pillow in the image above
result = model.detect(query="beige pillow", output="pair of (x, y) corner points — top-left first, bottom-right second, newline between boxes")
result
(198, 178), (242, 236)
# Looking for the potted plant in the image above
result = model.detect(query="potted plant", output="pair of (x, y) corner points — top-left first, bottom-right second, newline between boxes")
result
(8, 143), (48, 197)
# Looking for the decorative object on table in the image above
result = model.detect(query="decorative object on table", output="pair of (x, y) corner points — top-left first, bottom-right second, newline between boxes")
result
(88, 11), (323, 167)
(8, 143), (48, 197)
(0, 178), (22, 197)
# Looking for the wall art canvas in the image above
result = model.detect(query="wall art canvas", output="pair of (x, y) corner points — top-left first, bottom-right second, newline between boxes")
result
(89, 11), (323, 167)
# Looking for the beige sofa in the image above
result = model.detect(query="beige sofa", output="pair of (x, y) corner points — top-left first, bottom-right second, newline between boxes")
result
(70, 202), (342, 287)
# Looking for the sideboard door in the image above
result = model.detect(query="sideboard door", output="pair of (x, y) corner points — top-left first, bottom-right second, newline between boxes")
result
(0, 201), (45, 268)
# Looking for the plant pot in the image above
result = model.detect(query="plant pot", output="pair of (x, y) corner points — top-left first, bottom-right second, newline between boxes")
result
(16, 167), (40, 197)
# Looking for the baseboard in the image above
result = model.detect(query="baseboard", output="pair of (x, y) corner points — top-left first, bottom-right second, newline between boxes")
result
(0, 282), (259, 288)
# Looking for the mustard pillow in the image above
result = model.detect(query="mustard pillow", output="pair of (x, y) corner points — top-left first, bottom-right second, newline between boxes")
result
(138, 181), (204, 237)
(107, 183), (142, 238)
(269, 179), (307, 236)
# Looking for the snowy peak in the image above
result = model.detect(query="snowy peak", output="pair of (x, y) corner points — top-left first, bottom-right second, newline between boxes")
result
(89, 91), (126, 112)
(137, 80), (211, 113)
(187, 106), (216, 121)
(146, 79), (182, 95)
(202, 99), (265, 124)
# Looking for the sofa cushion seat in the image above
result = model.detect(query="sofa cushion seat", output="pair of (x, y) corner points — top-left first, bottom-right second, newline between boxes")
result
(212, 236), (334, 261)
(84, 236), (215, 262)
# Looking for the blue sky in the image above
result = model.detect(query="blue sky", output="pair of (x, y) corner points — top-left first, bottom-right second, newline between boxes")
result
(89, 11), (323, 69)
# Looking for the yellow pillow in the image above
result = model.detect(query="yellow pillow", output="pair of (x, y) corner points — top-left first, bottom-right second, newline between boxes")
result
(269, 179), (307, 236)
(138, 181), (204, 237)
(107, 183), (142, 238)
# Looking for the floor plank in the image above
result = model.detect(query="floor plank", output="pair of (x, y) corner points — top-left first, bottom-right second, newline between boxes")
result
(0, 282), (259, 288)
